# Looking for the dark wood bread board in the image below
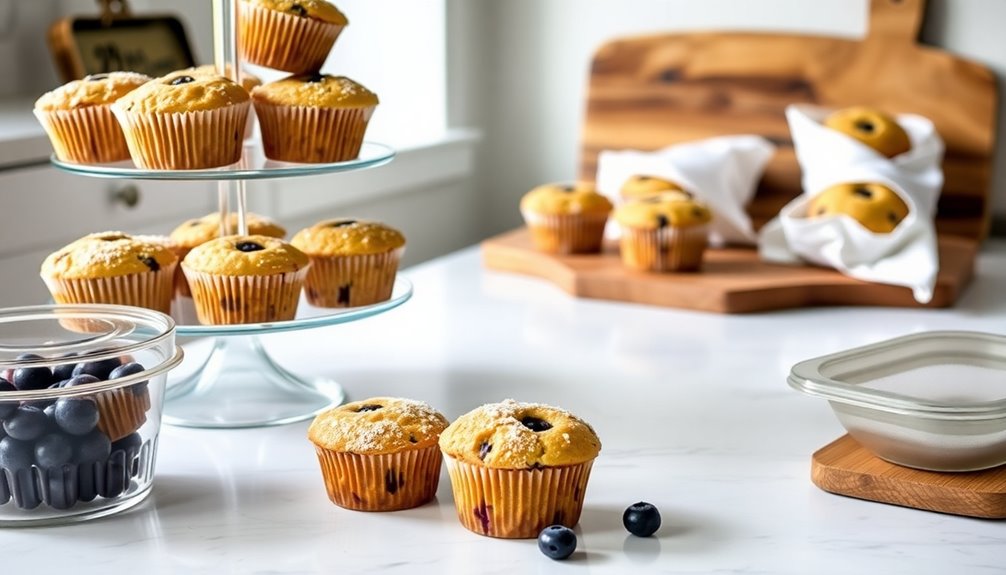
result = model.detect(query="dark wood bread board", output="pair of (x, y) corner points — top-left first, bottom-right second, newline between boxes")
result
(481, 227), (975, 314)
(812, 435), (1006, 519)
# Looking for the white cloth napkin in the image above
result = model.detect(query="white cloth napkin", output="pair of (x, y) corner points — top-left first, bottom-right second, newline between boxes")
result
(596, 135), (775, 246)
(758, 105), (945, 303)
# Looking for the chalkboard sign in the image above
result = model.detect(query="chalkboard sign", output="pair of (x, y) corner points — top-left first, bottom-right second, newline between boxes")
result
(48, 15), (195, 82)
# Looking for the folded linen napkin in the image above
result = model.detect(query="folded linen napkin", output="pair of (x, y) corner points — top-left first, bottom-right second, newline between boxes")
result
(758, 104), (945, 303)
(596, 135), (775, 246)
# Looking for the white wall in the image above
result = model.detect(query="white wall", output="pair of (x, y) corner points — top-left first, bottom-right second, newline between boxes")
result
(455, 0), (1006, 236)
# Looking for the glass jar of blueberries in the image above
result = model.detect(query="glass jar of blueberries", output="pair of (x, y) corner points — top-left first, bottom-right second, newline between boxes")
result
(0, 304), (182, 525)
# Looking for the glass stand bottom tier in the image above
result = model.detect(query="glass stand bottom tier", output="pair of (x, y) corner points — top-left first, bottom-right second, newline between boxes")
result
(163, 335), (344, 428)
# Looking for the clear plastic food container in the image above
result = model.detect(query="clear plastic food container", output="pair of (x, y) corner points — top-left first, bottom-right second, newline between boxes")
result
(0, 304), (183, 525)
(788, 331), (1006, 472)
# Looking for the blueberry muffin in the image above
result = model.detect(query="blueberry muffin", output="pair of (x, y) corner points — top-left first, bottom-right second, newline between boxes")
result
(620, 175), (692, 201)
(824, 107), (911, 158)
(290, 219), (404, 307)
(252, 73), (378, 163)
(808, 182), (910, 234)
(170, 212), (286, 296)
(519, 182), (613, 254)
(111, 71), (250, 169)
(308, 397), (449, 511)
(239, 0), (348, 73)
(34, 72), (151, 164)
(181, 235), (309, 324)
(41, 231), (179, 314)
(439, 399), (601, 538)
(615, 194), (712, 272)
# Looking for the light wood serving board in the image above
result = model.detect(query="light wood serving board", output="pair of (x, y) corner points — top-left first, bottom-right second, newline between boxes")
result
(482, 0), (998, 314)
(812, 435), (1006, 519)
(482, 227), (975, 314)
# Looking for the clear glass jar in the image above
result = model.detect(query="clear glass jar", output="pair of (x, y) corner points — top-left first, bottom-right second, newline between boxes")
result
(0, 304), (182, 525)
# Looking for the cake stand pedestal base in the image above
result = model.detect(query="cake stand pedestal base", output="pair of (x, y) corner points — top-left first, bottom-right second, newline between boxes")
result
(163, 334), (344, 428)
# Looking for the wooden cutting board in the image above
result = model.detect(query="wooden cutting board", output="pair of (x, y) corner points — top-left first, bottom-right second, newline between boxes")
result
(482, 0), (998, 314)
(581, 0), (998, 239)
(482, 227), (975, 313)
(812, 435), (1006, 519)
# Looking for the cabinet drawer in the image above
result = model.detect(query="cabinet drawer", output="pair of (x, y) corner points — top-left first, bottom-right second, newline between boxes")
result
(0, 165), (216, 257)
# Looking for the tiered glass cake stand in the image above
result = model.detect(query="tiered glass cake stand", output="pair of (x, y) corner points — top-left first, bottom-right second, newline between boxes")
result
(51, 142), (409, 428)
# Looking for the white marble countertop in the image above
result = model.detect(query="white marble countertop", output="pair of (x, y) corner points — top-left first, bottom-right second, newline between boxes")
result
(7, 242), (1006, 573)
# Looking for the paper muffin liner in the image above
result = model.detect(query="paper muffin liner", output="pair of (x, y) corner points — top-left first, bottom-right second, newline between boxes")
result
(182, 266), (308, 325)
(34, 106), (130, 164)
(303, 248), (402, 308)
(95, 386), (150, 442)
(255, 101), (373, 163)
(313, 445), (442, 511)
(443, 456), (594, 539)
(620, 225), (708, 272)
(239, 2), (344, 74)
(42, 262), (177, 315)
(521, 210), (610, 255)
(112, 102), (249, 170)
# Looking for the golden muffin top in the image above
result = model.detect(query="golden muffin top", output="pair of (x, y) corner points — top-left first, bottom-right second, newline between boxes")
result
(171, 212), (287, 249)
(308, 397), (449, 454)
(34, 72), (151, 111)
(614, 194), (713, 229)
(113, 71), (250, 114)
(620, 175), (691, 201)
(251, 74), (378, 108)
(808, 182), (910, 234)
(290, 219), (405, 256)
(519, 182), (614, 216)
(186, 64), (262, 93)
(42, 231), (178, 279)
(242, 0), (348, 25)
(438, 399), (601, 469)
(181, 235), (309, 276)
(824, 106), (911, 158)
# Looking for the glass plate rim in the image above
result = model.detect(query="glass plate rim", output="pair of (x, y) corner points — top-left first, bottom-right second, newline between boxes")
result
(50, 141), (395, 181)
(174, 276), (412, 336)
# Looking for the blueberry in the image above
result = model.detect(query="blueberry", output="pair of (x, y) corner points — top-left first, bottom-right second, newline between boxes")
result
(0, 470), (9, 504)
(72, 356), (121, 380)
(43, 403), (56, 420)
(0, 436), (34, 470)
(3, 406), (49, 441)
(0, 378), (17, 419)
(12, 365), (53, 391)
(169, 75), (195, 86)
(46, 472), (78, 510)
(54, 398), (99, 436)
(109, 362), (144, 380)
(521, 416), (553, 432)
(62, 374), (101, 388)
(111, 432), (142, 455)
(35, 433), (73, 468)
(623, 501), (661, 537)
(101, 450), (128, 498)
(77, 463), (99, 502)
(10, 468), (41, 510)
(74, 431), (111, 464)
(52, 353), (79, 381)
(538, 525), (577, 560)
(235, 241), (264, 252)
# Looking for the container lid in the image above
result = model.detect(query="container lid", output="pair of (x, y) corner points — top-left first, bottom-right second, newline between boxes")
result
(0, 304), (180, 399)
(788, 331), (1006, 420)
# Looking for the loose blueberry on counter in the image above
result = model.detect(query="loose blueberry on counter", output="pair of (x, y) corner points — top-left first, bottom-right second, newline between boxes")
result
(538, 525), (577, 560)
(623, 501), (661, 537)
(3, 406), (49, 441)
(34, 433), (73, 468)
(72, 356), (122, 380)
(0, 378), (17, 418)
(54, 398), (99, 436)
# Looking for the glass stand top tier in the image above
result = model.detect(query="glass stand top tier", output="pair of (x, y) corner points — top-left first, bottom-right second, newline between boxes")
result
(51, 141), (395, 180)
